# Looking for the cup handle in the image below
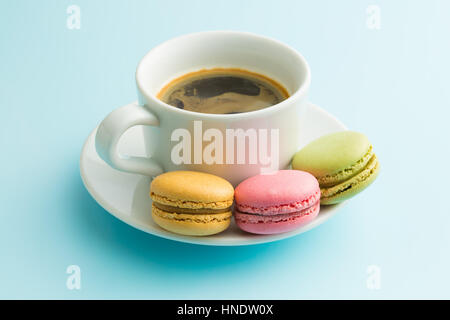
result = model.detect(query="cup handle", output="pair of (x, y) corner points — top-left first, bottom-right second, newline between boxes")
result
(95, 101), (164, 177)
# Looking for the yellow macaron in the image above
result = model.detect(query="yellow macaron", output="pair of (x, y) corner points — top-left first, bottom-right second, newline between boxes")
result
(150, 171), (234, 236)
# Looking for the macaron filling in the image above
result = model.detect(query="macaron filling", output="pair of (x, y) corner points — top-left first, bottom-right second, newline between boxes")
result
(151, 193), (233, 210)
(235, 189), (320, 215)
(317, 146), (374, 187)
(153, 202), (231, 214)
(152, 204), (232, 223)
(321, 154), (379, 201)
(235, 201), (319, 223)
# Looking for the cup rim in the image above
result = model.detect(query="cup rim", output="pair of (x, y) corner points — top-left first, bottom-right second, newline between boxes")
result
(136, 30), (311, 119)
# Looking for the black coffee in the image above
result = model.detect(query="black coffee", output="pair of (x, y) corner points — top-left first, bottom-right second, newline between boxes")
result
(157, 68), (289, 114)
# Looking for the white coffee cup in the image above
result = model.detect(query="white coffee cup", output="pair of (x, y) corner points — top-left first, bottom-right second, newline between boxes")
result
(95, 31), (310, 186)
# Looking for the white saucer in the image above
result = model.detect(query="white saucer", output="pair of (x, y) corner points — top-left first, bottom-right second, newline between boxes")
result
(80, 102), (347, 246)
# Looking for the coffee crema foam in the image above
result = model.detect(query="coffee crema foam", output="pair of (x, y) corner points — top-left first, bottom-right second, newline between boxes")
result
(157, 68), (289, 114)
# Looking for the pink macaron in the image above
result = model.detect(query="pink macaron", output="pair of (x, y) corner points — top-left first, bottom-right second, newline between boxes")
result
(234, 170), (321, 234)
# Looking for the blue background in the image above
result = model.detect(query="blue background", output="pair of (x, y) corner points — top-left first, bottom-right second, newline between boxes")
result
(1, 0), (449, 299)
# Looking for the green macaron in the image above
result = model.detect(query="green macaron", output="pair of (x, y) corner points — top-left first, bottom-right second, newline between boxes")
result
(292, 131), (379, 205)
